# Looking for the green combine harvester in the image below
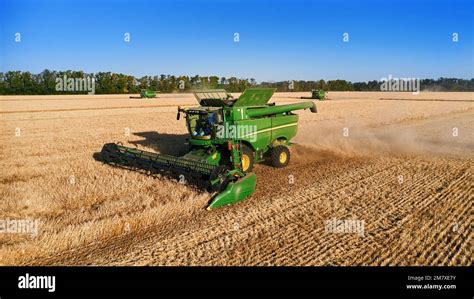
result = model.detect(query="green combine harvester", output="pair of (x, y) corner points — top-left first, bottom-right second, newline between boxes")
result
(100, 88), (316, 210)
(301, 89), (326, 100)
(130, 89), (158, 99)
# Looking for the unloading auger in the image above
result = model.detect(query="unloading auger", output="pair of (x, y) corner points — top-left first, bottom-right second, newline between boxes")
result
(99, 88), (316, 210)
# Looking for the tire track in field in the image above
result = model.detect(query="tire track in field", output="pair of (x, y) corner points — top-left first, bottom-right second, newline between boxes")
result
(243, 158), (469, 265)
(21, 152), (364, 265)
(21, 155), (472, 266)
(395, 176), (470, 265)
(106, 157), (404, 265)
(252, 169), (408, 262)
(103, 157), (384, 265)
(394, 170), (472, 265)
(48, 156), (394, 265)
(184, 157), (405, 265)
(245, 158), (461, 265)
(344, 161), (469, 265)
(344, 161), (471, 265)
(377, 163), (471, 265)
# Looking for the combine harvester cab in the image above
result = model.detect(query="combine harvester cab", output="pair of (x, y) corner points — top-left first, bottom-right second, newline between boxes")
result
(100, 88), (317, 210)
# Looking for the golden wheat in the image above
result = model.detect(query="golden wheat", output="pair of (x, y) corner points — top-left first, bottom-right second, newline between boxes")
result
(0, 92), (472, 265)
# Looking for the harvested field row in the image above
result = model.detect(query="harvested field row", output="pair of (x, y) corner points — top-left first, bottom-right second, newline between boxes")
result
(17, 155), (471, 266)
(0, 92), (472, 266)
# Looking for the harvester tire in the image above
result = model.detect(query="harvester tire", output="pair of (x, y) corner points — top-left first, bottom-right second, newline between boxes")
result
(270, 145), (290, 168)
(241, 145), (254, 173)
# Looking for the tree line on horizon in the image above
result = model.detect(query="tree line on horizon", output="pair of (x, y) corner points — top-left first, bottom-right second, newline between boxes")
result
(0, 70), (473, 95)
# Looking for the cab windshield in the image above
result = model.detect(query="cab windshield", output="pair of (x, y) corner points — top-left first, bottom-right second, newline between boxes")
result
(187, 111), (221, 139)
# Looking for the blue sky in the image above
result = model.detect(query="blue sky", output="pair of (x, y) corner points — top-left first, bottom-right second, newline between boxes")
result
(0, 0), (472, 81)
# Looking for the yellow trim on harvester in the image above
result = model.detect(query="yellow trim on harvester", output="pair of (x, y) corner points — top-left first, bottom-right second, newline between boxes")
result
(279, 152), (288, 164)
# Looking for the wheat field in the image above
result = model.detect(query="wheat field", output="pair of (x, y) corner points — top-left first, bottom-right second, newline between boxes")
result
(0, 92), (472, 265)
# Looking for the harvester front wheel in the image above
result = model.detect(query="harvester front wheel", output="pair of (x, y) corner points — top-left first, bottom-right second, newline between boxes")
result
(241, 145), (254, 173)
(270, 145), (290, 168)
